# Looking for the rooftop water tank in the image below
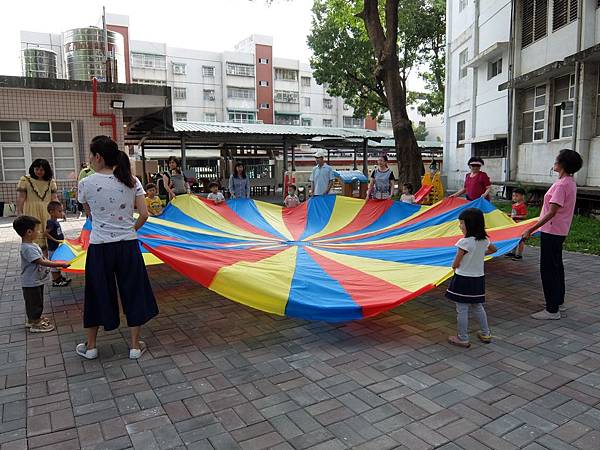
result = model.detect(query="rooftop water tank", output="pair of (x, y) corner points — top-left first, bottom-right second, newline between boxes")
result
(22, 48), (58, 78)
(63, 27), (125, 83)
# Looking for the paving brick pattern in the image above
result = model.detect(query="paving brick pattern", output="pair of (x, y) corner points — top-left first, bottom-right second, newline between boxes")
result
(1, 217), (599, 449)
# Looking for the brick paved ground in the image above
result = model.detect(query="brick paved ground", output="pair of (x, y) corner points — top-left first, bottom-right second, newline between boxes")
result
(1, 216), (599, 450)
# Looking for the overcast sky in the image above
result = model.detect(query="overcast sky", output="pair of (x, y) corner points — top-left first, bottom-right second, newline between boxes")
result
(1, 0), (424, 89)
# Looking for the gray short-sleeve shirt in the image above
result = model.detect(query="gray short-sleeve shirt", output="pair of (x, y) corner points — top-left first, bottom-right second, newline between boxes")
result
(21, 243), (49, 287)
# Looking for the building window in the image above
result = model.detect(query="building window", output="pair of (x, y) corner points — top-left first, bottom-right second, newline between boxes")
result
(553, 0), (577, 32)
(459, 49), (468, 79)
(303, 97), (311, 107)
(521, 84), (546, 143)
(1, 121), (74, 181)
(132, 78), (167, 86)
(474, 139), (507, 158)
(323, 119), (333, 127)
(274, 68), (298, 81)
(275, 114), (300, 126)
(259, 103), (270, 109)
(202, 66), (215, 77)
(0, 121), (21, 142)
(343, 117), (364, 128)
(301, 76), (311, 87)
(204, 89), (216, 101)
(226, 62), (254, 77)
(29, 121), (72, 143)
(553, 74), (575, 139)
(456, 120), (466, 147)
(258, 58), (269, 64)
(487, 58), (503, 80)
(0, 121), (23, 181)
(131, 53), (166, 70)
(228, 111), (255, 123)
(323, 98), (333, 109)
(173, 87), (186, 100)
(522, 0), (548, 48)
(29, 122), (75, 180)
(274, 90), (299, 103)
(174, 112), (187, 122)
(204, 113), (216, 122)
(172, 63), (186, 75)
(459, 0), (468, 12)
(259, 80), (269, 87)
(380, 119), (392, 128)
(301, 118), (312, 126)
(227, 87), (255, 99)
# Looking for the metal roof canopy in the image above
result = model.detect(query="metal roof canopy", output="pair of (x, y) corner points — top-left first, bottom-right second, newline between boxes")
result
(127, 121), (391, 181)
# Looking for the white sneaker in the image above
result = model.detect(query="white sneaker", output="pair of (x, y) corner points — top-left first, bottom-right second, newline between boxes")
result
(129, 341), (146, 360)
(76, 343), (98, 359)
(531, 310), (561, 320)
(559, 306), (567, 312)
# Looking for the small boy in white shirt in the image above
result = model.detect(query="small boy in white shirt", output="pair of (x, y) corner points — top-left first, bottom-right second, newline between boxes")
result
(207, 182), (225, 204)
(284, 185), (300, 208)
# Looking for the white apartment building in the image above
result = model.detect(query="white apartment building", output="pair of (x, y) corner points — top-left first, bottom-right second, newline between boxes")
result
(18, 14), (443, 140)
(128, 34), (373, 129)
(445, 0), (600, 195)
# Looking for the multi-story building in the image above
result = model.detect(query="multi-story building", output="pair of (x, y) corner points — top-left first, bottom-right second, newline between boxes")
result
(444, 0), (600, 195)
(19, 13), (442, 139)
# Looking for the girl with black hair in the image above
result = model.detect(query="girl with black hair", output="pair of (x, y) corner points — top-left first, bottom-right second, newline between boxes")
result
(228, 162), (250, 199)
(162, 156), (189, 201)
(445, 208), (497, 348)
(522, 149), (583, 320)
(16, 159), (59, 250)
(77, 136), (158, 360)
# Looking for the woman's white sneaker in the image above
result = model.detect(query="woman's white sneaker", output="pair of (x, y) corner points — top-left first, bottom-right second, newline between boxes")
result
(531, 310), (561, 320)
(76, 343), (98, 359)
(129, 341), (146, 360)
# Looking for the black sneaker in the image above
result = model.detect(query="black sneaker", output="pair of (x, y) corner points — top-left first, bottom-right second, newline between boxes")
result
(60, 275), (72, 284)
(512, 254), (523, 261)
(52, 278), (70, 287)
(505, 252), (515, 258)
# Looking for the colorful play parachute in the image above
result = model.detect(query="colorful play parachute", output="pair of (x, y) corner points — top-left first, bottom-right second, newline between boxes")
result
(55, 195), (535, 322)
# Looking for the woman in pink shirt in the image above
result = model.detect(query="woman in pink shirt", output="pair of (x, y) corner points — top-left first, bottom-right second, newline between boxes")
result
(522, 149), (583, 320)
(450, 157), (492, 201)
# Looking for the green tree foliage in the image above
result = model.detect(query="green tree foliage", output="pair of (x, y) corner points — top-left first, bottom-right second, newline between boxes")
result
(413, 123), (429, 141)
(308, 0), (445, 119)
(308, 0), (445, 186)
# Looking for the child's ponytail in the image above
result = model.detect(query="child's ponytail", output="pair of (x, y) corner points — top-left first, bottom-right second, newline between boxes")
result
(114, 150), (135, 188)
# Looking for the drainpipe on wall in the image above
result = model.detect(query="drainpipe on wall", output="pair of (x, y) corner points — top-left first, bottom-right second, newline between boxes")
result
(469, 0), (480, 158)
(506, 0), (517, 183)
(92, 77), (117, 140)
(572, 0), (588, 185)
(442, 0), (452, 186)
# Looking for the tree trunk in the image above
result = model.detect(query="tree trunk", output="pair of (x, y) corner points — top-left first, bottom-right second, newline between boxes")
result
(384, 72), (424, 189)
(361, 0), (424, 189)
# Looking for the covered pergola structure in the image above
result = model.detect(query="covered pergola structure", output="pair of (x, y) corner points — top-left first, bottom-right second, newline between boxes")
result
(125, 121), (390, 188)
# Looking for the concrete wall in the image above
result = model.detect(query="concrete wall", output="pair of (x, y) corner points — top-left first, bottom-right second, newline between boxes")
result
(520, 22), (579, 75)
(0, 88), (124, 202)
